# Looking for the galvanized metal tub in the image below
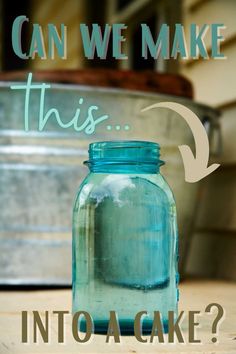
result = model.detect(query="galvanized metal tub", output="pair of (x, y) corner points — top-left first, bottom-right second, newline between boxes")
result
(0, 82), (220, 285)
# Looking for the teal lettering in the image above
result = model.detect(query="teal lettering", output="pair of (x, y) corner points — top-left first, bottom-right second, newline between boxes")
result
(142, 23), (169, 59)
(29, 24), (46, 59)
(80, 24), (111, 59)
(190, 24), (208, 58)
(10, 73), (109, 134)
(171, 24), (188, 59)
(48, 23), (67, 59)
(10, 73), (49, 131)
(85, 106), (108, 134)
(211, 24), (225, 58)
(12, 15), (29, 59)
(112, 24), (127, 59)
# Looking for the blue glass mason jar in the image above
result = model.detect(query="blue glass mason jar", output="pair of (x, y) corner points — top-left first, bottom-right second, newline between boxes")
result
(72, 141), (179, 334)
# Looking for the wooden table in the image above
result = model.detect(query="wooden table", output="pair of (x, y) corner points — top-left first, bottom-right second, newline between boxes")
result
(0, 280), (236, 353)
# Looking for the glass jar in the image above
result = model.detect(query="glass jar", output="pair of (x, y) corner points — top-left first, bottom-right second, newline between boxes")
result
(72, 141), (179, 334)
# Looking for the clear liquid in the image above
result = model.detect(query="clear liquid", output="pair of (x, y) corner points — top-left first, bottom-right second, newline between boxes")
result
(73, 269), (176, 334)
(73, 174), (178, 334)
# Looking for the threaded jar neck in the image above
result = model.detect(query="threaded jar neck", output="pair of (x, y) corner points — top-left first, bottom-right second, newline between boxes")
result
(84, 141), (164, 174)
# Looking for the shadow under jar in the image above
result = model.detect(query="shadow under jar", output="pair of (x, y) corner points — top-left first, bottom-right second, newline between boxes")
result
(72, 141), (179, 334)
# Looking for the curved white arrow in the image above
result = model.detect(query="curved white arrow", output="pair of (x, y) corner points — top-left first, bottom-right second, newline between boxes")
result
(141, 101), (220, 183)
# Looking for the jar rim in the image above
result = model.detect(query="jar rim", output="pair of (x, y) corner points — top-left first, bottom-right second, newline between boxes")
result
(84, 140), (164, 173)
(89, 140), (160, 150)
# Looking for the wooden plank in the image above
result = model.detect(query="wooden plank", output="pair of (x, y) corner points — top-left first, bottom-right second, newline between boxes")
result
(186, 232), (236, 280)
(181, 45), (236, 106)
(182, 32), (236, 67)
(110, 0), (152, 23)
(219, 105), (236, 164)
(181, 0), (236, 106)
(195, 167), (236, 230)
(188, 0), (210, 13)
(182, 0), (236, 50)
(0, 281), (236, 353)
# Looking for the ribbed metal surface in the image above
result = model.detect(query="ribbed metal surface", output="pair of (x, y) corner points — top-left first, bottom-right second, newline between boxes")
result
(0, 83), (219, 285)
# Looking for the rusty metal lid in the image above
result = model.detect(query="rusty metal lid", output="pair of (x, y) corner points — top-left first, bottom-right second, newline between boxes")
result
(0, 69), (194, 99)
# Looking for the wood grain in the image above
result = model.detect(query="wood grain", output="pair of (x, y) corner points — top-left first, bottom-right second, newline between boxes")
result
(0, 280), (235, 353)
